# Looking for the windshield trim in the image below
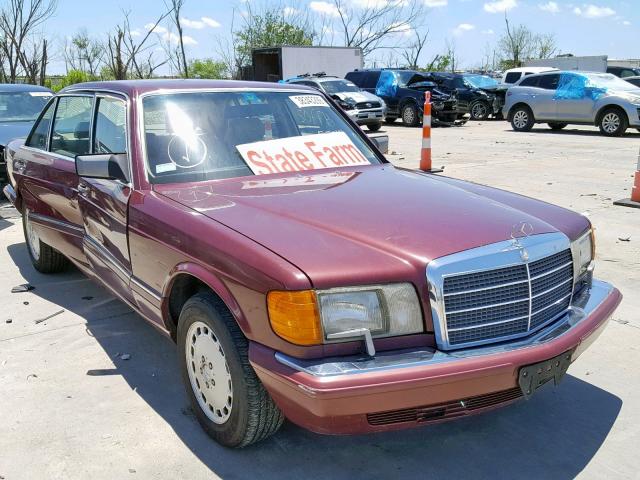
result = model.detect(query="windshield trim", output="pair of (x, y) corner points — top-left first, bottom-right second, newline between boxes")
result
(137, 87), (388, 186)
(0, 91), (54, 123)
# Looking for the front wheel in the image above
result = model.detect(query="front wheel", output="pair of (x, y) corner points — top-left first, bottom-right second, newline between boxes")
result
(510, 106), (534, 132)
(177, 292), (284, 448)
(401, 104), (420, 127)
(23, 209), (68, 273)
(548, 122), (568, 131)
(470, 101), (490, 120)
(598, 108), (628, 136)
(367, 123), (382, 132)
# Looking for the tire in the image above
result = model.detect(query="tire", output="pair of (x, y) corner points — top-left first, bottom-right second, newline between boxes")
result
(384, 117), (397, 124)
(548, 122), (568, 131)
(510, 105), (534, 132)
(177, 292), (284, 448)
(470, 101), (490, 120)
(23, 209), (68, 273)
(367, 123), (382, 132)
(401, 104), (420, 127)
(598, 107), (628, 136)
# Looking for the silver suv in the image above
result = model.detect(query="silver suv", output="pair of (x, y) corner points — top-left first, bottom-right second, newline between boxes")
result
(503, 71), (640, 136)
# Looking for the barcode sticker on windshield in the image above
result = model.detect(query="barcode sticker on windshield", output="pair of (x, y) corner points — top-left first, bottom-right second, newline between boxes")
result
(289, 95), (328, 108)
(28, 92), (52, 97)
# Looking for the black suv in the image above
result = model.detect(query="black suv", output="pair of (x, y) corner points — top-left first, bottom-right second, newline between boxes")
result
(345, 69), (460, 127)
(425, 72), (506, 120)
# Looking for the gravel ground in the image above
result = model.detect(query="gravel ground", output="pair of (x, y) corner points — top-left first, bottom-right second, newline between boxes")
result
(0, 120), (639, 480)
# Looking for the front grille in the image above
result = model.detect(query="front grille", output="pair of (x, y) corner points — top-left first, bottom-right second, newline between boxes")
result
(355, 101), (381, 109)
(442, 249), (573, 347)
(367, 387), (523, 426)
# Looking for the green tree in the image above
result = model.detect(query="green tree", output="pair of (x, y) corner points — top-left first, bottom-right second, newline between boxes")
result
(188, 58), (227, 79)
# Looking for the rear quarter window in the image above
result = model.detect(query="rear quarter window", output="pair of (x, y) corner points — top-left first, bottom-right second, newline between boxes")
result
(519, 76), (539, 87)
(362, 72), (380, 89)
(504, 72), (521, 84)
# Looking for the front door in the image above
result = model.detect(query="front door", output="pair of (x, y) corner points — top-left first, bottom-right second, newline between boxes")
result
(530, 73), (561, 121)
(554, 73), (596, 122)
(76, 94), (134, 303)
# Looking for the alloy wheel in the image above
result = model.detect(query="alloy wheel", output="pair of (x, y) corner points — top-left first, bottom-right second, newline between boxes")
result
(471, 103), (488, 119)
(513, 110), (528, 129)
(402, 106), (416, 125)
(601, 112), (620, 134)
(24, 211), (41, 261)
(186, 321), (233, 424)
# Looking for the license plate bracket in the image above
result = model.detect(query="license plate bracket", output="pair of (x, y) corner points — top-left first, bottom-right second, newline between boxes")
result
(518, 350), (572, 400)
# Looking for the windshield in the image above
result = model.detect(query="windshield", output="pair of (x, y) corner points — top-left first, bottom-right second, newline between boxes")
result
(464, 75), (499, 89)
(0, 91), (52, 122)
(142, 91), (381, 184)
(321, 80), (360, 94)
(585, 73), (640, 91)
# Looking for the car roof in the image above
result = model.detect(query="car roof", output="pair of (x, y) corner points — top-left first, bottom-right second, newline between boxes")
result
(0, 83), (53, 93)
(60, 79), (313, 97)
(505, 67), (558, 73)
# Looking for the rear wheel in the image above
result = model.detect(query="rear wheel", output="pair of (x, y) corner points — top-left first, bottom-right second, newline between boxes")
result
(470, 101), (490, 120)
(598, 108), (628, 136)
(177, 292), (284, 448)
(548, 122), (568, 131)
(23, 209), (68, 273)
(401, 104), (420, 127)
(367, 123), (382, 132)
(510, 105), (534, 132)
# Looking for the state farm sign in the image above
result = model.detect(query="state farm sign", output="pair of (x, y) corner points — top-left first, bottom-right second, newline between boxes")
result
(236, 132), (370, 175)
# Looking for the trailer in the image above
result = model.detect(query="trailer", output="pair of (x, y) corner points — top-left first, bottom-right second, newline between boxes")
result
(251, 46), (364, 82)
(525, 55), (608, 72)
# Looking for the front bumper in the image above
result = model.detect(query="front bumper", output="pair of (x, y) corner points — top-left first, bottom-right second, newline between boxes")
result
(347, 108), (385, 125)
(250, 279), (621, 435)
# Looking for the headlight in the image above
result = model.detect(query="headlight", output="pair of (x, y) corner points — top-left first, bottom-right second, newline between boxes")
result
(571, 229), (595, 280)
(268, 283), (423, 353)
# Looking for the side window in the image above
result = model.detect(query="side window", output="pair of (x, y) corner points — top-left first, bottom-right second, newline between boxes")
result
(345, 72), (363, 85)
(51, 96), (94, 158)
(620, 69), (635, 78)
(362, 72), (380, 89)
(504, 72), (521, 84)
(538, 74), (560, 90)
(94, 97), (127, 154)
(26, 100), (56, 150)
(519, 76), (539, 87)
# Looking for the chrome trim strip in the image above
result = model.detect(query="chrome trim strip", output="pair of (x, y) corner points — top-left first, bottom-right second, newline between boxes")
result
(443, 278), (529, 296)
(275, 280), (614, 378)
(130, 276), (162, 303)
(525, 262), (533, 330)
(531, 292), (572, 316)
(530, 261), (573, 280)
(531, 278), (572, 299)
(447, 314), (529, 332)
(28, 211), (84, 235)
(446, 297), (529, 314)
(83, 235), (131, 282)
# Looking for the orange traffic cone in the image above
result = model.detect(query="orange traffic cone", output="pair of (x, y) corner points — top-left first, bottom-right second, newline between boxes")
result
(613, 147), (640, 209)
(419, 91), (443, 173)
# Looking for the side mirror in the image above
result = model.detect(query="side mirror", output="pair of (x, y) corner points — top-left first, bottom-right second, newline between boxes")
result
(369, 134), (388, 154)
(75, 153), (129, 183)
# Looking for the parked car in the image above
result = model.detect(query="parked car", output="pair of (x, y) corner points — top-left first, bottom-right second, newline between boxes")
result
(345, 69), (460, 127)
(425, 72), (506, 120)
(0, 84), (53, 184)
(283, 73), (386, 132)
(502, 67), (558, 85)
(503, 71), (640, 136)
(4, 79), (621, 448)
(606, 66), (640, 78)
(624, 76), (640, 88)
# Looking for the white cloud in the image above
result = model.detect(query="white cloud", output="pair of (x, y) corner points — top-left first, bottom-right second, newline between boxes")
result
(481, 28), (494, 34)
(180, 16), (221, 29)
(389, 22), (414, 35)
(146, 23), (197, 45)
(201, 17), (221, 27)
(623, 20), (631, 25)
(283, 6), (299, 15)
(310, 1), (341, 16)
(538, 1), (559, 13)
(424, 0), (448, 7)
(352, 0), (391, 7)
(453, 23), (475, 35)
(483, 0), (517, 13)
(145, 23), (168, 33)
(573, 4), (615, 18)
(130, 29), (142, 37)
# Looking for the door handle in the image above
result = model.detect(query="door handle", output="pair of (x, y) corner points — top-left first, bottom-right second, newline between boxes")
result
(77, 183), (89, 196)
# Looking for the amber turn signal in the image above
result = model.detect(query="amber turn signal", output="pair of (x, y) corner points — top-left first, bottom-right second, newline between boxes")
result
(267, 290), (322, 345)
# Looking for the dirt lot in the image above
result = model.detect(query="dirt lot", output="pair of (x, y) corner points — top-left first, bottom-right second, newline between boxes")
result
(1, 120), (639, 480)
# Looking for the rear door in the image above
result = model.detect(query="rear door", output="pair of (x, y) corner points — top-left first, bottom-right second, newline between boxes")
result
(14, 94), (93, 264)
(77, 93), (134, 303)
(554, 73), (594, 122)
(531, 73), (560, 120)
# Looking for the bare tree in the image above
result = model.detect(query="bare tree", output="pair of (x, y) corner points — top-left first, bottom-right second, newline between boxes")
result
(535, 33), (557, 59)
(444, 38), (459, 72)
(0, 0), (57, 82)
(332, 0), (424, 57)
(401, 29), (428, 69)
(165, 0), (188, 77)
(498, 13), (534, 68)
(105, 9), (173, 80)
(65, 30), (104, 77)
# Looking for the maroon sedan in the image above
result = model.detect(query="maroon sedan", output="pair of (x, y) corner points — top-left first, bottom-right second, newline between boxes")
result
(3, 80), (621, 447)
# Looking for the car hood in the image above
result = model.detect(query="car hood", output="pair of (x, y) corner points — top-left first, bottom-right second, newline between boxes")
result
(0, 121), (32, 146)
(156, 166), (587, 288)
(332, 90), (382, 104)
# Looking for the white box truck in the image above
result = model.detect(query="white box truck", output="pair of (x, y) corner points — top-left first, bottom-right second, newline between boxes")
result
(525, 55), (608, 72)
(251, 46), (364, 82)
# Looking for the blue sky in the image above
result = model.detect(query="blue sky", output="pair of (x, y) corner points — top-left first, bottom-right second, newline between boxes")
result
(46, 0), (638, 74)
